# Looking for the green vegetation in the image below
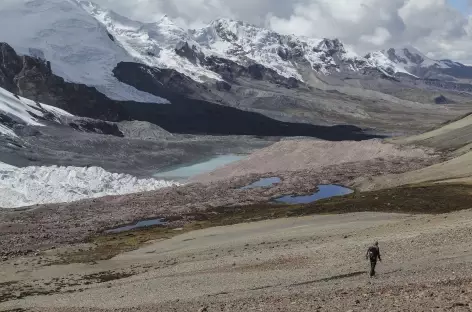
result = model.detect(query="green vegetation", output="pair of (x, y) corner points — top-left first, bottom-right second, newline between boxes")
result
(57, 184), (472, 264)
(0, 271), (134, 303)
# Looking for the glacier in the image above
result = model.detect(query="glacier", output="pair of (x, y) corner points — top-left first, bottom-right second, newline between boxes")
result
(0, 0), (168, 103)
(0, 163), (180, 208)
(0, 86), (74, 137)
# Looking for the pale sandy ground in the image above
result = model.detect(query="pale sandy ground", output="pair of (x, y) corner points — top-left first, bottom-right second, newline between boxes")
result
(192, 139), (437, 183)
(3, 209), (472, 311)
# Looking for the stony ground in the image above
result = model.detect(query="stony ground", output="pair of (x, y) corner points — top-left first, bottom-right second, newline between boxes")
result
(3, 209), (472, 311)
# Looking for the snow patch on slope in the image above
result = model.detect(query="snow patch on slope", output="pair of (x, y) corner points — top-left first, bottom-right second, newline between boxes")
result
(0, 0), (167, 103)
(0, 163), (180, 208)
(0, 86), (73, 136)
(365, 51), (417, 77)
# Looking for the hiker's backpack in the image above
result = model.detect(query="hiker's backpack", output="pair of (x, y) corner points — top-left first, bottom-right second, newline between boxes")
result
(368, 247), (378, 260)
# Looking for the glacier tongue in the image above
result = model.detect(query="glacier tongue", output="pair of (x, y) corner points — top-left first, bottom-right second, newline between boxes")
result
(0, 86), (74, 137)
(0, 163), (180, 208)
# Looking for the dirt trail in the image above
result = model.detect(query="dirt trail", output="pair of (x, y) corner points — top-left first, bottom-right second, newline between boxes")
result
(3, 209), (472, 311)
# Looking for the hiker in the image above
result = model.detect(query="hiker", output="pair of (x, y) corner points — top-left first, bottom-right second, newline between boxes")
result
(366, 241), (381, 277)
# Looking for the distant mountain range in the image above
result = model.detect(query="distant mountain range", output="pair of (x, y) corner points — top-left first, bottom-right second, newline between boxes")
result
(0, 0), (471, 138)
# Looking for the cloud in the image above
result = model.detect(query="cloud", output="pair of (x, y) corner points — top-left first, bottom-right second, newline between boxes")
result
(361, 28), (392, 46)
(92, 0), (472, 62)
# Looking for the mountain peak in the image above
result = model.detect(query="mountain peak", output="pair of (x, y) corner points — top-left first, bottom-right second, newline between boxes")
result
(316, 38), (345, 53)
(158, 14), (175, 25)
(211, 17), (246, 27)
(74, 0), (101, 14)
(382, 46), (438, 67)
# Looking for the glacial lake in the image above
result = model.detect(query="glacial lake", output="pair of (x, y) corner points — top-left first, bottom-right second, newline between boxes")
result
(105, 218), (166, 234)
(274, 184), (354, 204)
(154, 154), (245, 181)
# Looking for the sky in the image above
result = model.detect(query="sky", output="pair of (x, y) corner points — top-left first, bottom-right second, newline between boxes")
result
(93, 0), (472, 62)
(449, 0), (471, 12)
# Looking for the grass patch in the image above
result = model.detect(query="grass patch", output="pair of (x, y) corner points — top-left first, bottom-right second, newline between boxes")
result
(57, 184), (472, 264)
(284, 184), (472, 216)
(56, 227), (178, 264)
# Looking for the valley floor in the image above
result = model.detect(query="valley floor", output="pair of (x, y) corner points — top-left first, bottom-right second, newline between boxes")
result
(2, 207), (472, 311)
(0, 140), (440, 258)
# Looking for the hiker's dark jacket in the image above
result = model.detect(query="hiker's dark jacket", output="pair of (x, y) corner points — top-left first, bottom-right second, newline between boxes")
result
(366, 246), (381, 262)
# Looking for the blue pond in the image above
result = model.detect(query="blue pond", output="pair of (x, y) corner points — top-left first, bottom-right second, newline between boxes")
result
(274, 185), (353, 205)
(105, 219), (166, 234)
(154, 154), (244, 181)
(240, 177), (282, 190)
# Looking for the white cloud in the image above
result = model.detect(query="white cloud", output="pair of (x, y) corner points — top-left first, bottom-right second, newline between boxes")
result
(361, 27), (392, 46)
(92, 0), (472, 62)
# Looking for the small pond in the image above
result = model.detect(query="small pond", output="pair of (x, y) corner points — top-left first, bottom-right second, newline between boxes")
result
(240, 177), (281, 190)
(154, 154), (245, 181)
(105, 218), (166, 234)
(274, 184), (353, 205)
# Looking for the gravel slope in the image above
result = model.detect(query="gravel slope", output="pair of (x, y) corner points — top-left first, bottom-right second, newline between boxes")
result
(3, 209), (472, 311)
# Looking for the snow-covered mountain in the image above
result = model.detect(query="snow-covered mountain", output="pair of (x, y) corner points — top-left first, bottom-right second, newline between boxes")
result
(74, 2), (472, 84)
(2, 0), (471, 97)
(192, 19), (369, 80)
(77, 0), (376, 83)
(0, 0), (411, 92)
(366, 46), (472, 80)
